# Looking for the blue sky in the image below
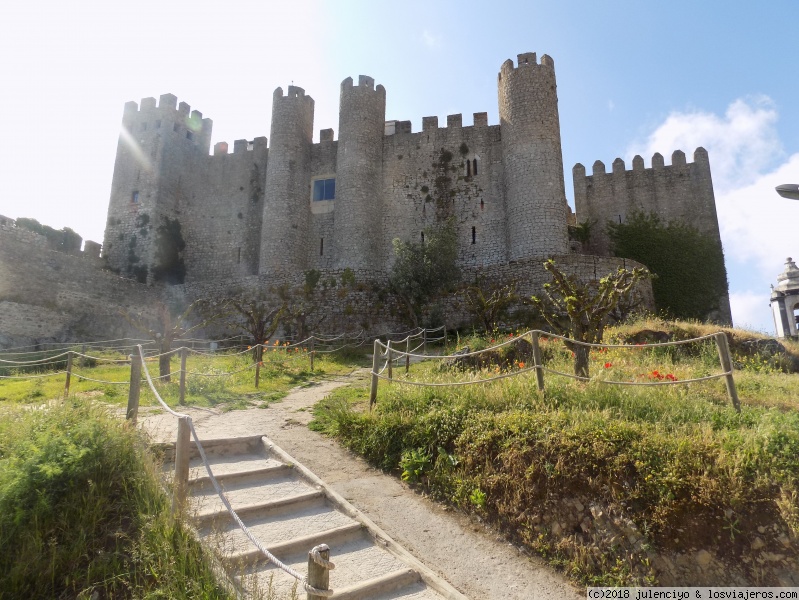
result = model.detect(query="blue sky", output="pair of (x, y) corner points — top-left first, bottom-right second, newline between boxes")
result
(1, 0), (797, 332)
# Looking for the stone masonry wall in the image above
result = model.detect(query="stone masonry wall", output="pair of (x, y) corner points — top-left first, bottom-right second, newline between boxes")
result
(0, 218), (155, 348)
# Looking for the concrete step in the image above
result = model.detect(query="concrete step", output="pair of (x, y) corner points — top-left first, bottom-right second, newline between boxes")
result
(160, 435), (466, 600)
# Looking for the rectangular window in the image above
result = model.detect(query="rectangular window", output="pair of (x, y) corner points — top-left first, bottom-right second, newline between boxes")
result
(131, 191), (140, 204)
(173, 123), (180, 132)
(186, 130), (193, 140)
(155, 119), (162, 129)
(312, 178), (336, 201)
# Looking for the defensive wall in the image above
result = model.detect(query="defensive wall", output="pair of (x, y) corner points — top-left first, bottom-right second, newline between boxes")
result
(0, 216), (155, 348)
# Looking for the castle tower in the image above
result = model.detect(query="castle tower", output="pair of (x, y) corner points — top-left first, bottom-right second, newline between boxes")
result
(103, 94), (212, 282)
(498, 53), (569, 260)
(332, 76), (386, 270)
(771, 257), (799, 339)
(259, 86), (314, 275)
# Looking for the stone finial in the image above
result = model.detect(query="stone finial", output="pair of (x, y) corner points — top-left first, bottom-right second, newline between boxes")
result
(612, 158), (625, 174)
(652, 152), (665, 169)
(671, 149), (686, 166)
(775, 257), (799, 292)
(632, 155), (644, 171)
(592, 160), (606, 175)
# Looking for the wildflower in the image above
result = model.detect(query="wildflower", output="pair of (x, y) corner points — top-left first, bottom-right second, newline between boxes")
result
(274, 340), (279, 345)
(518, 361), (525, 369)
(604, 362), (612, 369)
(247, 345), (252, 350)
(258, 361), (264, 367)
(666, 373), (678, 381)
(491, 338), (496, 343)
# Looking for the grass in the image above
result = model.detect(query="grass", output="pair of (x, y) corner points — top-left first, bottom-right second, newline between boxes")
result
(0, 344), (367, 410)
(0, 398), (233, 599)
(311, 321), (799, 586)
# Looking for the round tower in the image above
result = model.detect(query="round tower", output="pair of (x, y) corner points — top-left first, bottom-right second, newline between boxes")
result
(332, 75), (386, 271)
(498, 52), (569, 260)
(260, 86), (314, 275)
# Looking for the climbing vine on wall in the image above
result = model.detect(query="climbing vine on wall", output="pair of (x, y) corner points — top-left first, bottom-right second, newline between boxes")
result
(152, 217), (186, 285)
(607, 212), (728, 321)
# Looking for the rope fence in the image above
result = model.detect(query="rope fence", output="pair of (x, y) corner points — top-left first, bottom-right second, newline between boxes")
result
(131, 346), (335, 597)
(369, 330), (741, 413)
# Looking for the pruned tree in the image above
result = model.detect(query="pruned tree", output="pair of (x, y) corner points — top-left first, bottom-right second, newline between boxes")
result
(388, 220), (461, 327)
(224, 292), (286, 361)
(121, 299), (215, 381)
(530, 259), (651, 377)
(462, 279), (520, 333)
(277, 284), (327, 343)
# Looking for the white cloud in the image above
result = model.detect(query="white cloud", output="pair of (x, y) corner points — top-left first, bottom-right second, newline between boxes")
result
(627, 97), (799, 332)
(422, 30), (442, 48)
(728, 290), (774, 334)
(628, 96), (783, 193)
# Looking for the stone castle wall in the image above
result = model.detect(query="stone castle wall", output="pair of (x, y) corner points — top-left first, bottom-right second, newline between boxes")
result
(573, 148), (722, 255)
(0, 217), (155, 348)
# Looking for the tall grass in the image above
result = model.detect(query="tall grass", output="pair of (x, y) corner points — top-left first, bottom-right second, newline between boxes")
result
(0, 399), (233, 599)
(312, 325), (799, 586)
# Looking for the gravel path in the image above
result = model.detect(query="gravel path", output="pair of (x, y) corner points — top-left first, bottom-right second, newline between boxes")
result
(140, 371), (582, 600)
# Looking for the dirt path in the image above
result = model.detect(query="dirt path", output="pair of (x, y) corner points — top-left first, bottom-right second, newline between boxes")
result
(140, 371), (582, 600)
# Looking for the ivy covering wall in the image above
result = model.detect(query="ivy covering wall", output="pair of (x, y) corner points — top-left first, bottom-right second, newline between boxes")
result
(607, 212), (728, 321)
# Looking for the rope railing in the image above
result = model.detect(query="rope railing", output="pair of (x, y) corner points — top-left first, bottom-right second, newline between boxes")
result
(132, 345), (335, 597)
(369, 330), (741, 412)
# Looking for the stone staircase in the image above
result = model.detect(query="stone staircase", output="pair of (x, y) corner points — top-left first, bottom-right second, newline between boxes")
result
(161, 435), (467, 600)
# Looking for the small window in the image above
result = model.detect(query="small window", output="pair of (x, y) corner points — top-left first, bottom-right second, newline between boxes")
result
(173, 123), (180, 132)
(473, 159), (478, 175)
(186, 130), (193, 140)
(312, 178), (336, 201)
(471, 226), (476, 244)
(466, 160), (471, 177)
(480, 198), (484, 211)
(320, 238), (324, 256)
(131, 191), (140, 204)
(140, 122), (147, 131)
(237, 247), (241, 264)
(421, 232), (425, 244)
(155, 119), (162, 129)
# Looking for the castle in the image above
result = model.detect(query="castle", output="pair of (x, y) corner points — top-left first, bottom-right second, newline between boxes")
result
(0, 52), (731, 348)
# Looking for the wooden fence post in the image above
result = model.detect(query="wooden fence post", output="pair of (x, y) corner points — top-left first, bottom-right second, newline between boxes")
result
(443, 325), (447, 354)
(179, 347), (187, 405)
(387, 341), (393, 380)
(715, 332), (741, 413)
(63, 352), (73, 399)
(173, 416), (191, 515)
(369, 340), (380, 410)
(405, 336), (410, 373)
(310, 336), (315, 371)
(127, 352), (141, 424)
(530, 331), (545, 393)
(422, 329), (427, 355)
(307, 544), (331, 600)
(255, 346), (261, 389)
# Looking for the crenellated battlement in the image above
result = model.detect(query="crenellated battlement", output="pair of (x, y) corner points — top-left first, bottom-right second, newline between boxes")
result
(574, 147), (720, 258)
(576, 148), (708, 177)
(121, 92), (213, 147)
(340, 75), (386, 97)
(211, 137), (268, 157)
(0, 215), (102, 260)
(498, 51), (556, 81)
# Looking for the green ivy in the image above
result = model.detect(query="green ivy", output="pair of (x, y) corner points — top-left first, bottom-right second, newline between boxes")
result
(607, 212), (728, 321)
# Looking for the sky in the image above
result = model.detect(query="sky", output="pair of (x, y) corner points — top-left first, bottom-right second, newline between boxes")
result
(1, 0), (797, 333)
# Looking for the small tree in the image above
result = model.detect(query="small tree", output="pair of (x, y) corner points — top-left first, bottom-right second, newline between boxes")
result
(389, 220), (461, 327)
(121, 299), (214, 381)
(530, 259), (651, 378)
(462, 279), (520, 333)
(222, 291), (286, 362)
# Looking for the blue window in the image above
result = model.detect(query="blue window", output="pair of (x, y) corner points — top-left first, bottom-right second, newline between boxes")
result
(313, 178), (336, 201)
(131, 191), (140, 203)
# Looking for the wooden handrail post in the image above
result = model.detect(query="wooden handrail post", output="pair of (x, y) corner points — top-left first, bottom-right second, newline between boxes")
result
(127, 352), (141, 423)
(443, 325), (447, 354)
(715, 332), (741, 412)
(369, 340), (380, 410)
(387, 341), (393, 380)
(405, 336), (410, 373)
(63, 352), (73, 399)
(172, 416), (191, 515)
(422, 328), (427, 355)
(310, 336), (315, 371)
(307, 544), (331, 600)
(531, 331), (545, 393)
(179, 347), (187, 405)
(255, 345), (261, 388)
